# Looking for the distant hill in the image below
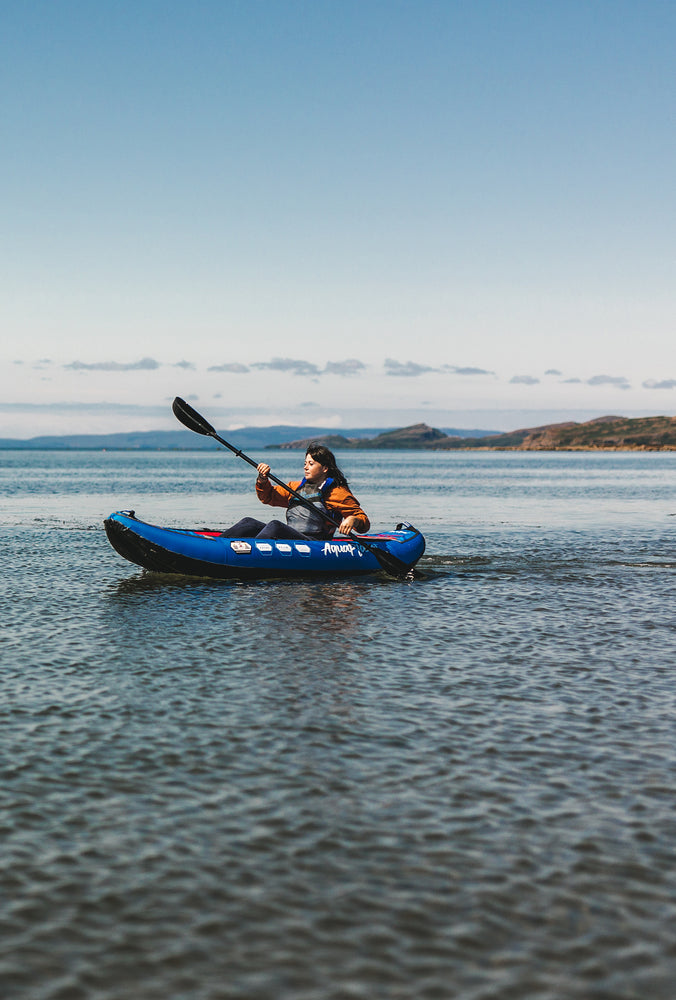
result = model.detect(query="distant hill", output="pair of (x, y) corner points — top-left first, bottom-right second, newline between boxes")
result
(274, 415), (676, 451)
(430, 414), (676, 450)
(0, 424), (497, 450)
(0, 426), (388, 451)
(5, 415), (672, 451)
(512, 414), (676, 450)
(274, 423), (459, 449)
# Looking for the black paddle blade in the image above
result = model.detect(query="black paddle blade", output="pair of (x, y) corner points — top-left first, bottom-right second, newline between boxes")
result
(172, 397), (216, 436)
(351, 536), (414, 578)
(370, 547), (413, 579)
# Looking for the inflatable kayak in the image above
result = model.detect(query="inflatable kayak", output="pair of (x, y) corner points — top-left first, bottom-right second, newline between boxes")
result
(104, 510), (426, 580)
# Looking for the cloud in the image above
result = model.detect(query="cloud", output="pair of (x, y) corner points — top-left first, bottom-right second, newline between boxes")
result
(545, 369), (562, 376)
(251, 357), (322, 376)
(586, 375), (631, 389)
(384, 360), (493, 378)
(173, 360), (196, 370)
(208, 358), (365, 377)
(642, 378), (676, 390)
(562, 377), (583, 383)
(208, 363), (250, 373)
(64, 357), (161, 372)
(384, 358), (438, 377)
(510, 375), (540, 385)
(323, 359), (366, 376)
(443, 365), (493, 376)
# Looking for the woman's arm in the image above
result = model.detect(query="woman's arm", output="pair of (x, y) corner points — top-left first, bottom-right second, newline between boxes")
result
(327, 486), (370, 534)
(255, 463), (299, 508)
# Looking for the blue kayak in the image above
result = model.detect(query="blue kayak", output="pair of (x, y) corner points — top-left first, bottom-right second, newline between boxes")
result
(104, 510), (426, 580)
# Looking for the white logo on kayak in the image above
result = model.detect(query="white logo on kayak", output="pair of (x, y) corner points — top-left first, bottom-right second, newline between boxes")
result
(322, 542), (361, 558)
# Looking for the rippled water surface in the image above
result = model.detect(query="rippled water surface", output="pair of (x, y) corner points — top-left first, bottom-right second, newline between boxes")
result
(2, 449), (676, 999)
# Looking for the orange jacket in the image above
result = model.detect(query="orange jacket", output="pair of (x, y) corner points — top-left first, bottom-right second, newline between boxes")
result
(255, 478), (370, 533)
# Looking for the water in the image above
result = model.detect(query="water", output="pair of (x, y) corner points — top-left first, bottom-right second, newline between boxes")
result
(2, 448), (676, 999)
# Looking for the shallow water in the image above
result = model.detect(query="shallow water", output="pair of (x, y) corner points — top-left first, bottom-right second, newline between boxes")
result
(2, 449), (676, 999)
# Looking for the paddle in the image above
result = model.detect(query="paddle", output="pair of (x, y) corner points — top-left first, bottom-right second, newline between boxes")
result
(171, 396), (413, 578)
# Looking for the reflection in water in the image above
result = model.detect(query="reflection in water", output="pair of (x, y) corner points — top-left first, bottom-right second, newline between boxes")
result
(106, 570), (388, 640)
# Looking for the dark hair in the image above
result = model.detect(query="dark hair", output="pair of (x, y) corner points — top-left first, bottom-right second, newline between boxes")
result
(306, 443), (349, 489)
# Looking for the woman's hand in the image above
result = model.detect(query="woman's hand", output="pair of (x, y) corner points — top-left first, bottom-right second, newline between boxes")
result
(339, 515), (357, 535)
(256, 463), (270, 481)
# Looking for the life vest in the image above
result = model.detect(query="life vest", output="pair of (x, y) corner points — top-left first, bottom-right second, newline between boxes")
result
(286, 478), (336, 539)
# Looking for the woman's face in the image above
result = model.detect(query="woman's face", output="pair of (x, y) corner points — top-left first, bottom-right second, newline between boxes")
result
(304, 454), (329, 484)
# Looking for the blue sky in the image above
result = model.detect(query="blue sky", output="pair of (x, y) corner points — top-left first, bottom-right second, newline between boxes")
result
(2, 0), (675, 437)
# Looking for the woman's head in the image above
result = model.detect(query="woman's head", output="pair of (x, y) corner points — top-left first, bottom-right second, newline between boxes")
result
(304, 444), (349, 488)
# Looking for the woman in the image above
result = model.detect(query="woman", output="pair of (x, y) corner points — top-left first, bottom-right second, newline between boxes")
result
(221, 444), (370, 540)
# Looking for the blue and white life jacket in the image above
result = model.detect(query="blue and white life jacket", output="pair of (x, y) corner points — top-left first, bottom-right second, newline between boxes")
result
(286, 478), (335, 539)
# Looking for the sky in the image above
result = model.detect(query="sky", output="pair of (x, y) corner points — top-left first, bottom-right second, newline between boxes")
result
(2, 0), (675, 438)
